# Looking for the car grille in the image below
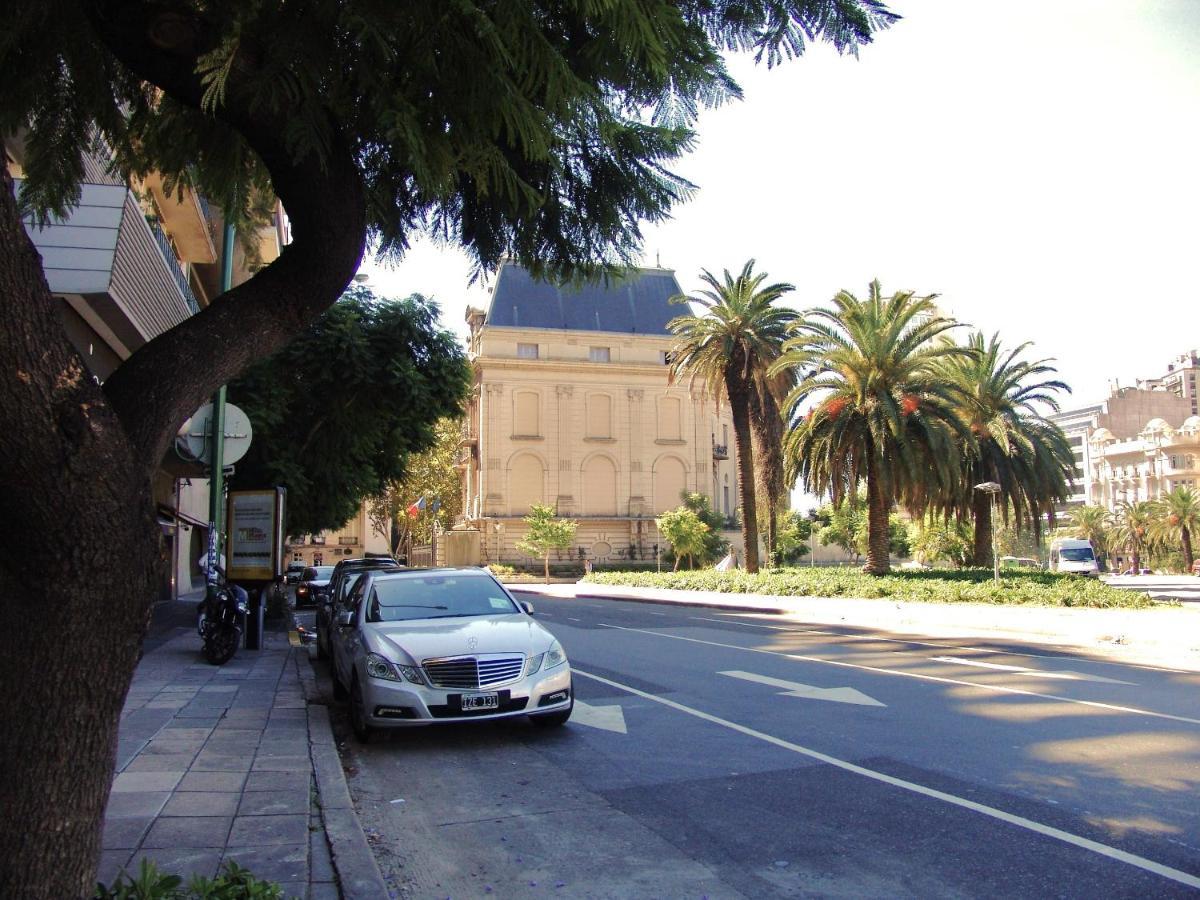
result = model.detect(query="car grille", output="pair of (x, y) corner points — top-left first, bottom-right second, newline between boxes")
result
(423, 654), (525, 689)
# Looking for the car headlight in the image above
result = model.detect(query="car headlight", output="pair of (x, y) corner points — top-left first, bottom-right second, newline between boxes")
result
(525, 653), (545, 676)
(365, 653), (401, 682)
(397, 665), (426, 685)
(545, 641), (567, 670)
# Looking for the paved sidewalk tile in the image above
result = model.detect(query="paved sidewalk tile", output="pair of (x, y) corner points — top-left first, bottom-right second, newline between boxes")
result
(103, 610), (333, 897)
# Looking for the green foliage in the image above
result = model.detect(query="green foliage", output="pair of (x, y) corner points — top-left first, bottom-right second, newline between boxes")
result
(516, 504), (578, 582)
(1065, 505), (1113, 558)
(4, 1), (897, 279)
(775, 281), (973, 573)
(667, 261), (798, 571)
(228, 286), (469, 535)
(656, 506), (710, 570)
(775, 511), (813, 565)
(814, 500), (908, 560)
(1149, 486), (1200, 570)
(908, 518), (973, 568)
(95, 859), (282, 899)
(367, 418), (467, 551)
(939, 332), (1074, 556)
(582, 568), (1158, 609)
(681, 492), (730, 565)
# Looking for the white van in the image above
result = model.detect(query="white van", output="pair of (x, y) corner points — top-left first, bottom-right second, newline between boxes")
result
(1048, 539), (1099, 576)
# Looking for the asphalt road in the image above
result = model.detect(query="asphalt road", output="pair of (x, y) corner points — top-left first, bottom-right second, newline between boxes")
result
(303, 593), (1200, 899)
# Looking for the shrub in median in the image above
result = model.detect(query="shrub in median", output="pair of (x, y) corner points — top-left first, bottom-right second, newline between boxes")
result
(581, 567), (1159, 609)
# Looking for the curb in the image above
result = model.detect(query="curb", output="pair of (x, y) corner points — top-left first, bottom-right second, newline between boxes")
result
(299, 650), (389, 899)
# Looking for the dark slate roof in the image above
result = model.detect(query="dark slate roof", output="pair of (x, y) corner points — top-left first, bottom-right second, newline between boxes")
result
(485, 263), (683, 334)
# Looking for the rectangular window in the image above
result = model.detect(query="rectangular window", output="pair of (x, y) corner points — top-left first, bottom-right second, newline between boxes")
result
(659, 351), (672, 365)
(517, 342), (539, 359)
(589, 346), (611, 363)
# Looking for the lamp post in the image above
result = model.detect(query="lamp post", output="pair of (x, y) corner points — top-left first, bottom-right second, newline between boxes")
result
(974, 481), (1002, 584)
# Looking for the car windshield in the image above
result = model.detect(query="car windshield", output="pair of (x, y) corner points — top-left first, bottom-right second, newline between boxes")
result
(366, 575), (517, 622)
(309, 566), (335, 579)
(1060, 548), (1094, 562)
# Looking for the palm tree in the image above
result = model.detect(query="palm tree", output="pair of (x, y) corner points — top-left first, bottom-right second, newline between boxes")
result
(941, 333), (1075, 567)
(1150, 486), (1200, 571)
(1111, 500), (1156, 573)
(774, 281), (972, 575)
(1065, 504), (1113, 568)
(751, 366), (799, 567)
(668, 261), (796, 573)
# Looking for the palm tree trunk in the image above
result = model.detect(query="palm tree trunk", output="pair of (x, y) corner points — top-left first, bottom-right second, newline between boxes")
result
(1182, 526), (1193, 571)
(864, 454), (891, 575)
(972, 489), (993, 568)
(726, 381), (761, 574)
(544, 552), (550, 584)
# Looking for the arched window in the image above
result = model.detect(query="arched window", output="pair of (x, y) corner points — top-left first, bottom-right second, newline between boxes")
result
(582, 456), (617, 515)
(653, 456), (687, 512)
(513, 391), (540, 437)
(586, 394), (613, 438)
(509, 454), (545, 514)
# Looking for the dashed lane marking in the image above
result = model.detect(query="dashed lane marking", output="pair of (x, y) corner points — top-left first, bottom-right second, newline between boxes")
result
(572, 667), (1200, 892)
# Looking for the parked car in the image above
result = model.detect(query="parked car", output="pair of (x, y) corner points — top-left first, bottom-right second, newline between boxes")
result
(285, 562), (307, 585)
(316, 557), (402, 660)
(999, 556), (1040, 569)
(328, 567), (572, 742)
(295, 565), (335, 607)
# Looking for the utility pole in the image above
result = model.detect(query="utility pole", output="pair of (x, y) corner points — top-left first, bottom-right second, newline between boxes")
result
(205, 222), (236, 576)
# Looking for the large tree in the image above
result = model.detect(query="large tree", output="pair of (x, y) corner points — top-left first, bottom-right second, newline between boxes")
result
(1111, 500), (1156, 574)
(1150, 486), (1200, 571)
(776, 281), (971, 574)
(667, 261), (796, 572)
(230, 287), (469, 535)
(940, 332), (1074, 567)
(0, 2), (896, 893)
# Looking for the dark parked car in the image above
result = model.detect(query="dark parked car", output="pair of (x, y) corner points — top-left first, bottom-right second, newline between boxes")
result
(284, 562), (307, 585)
(316, 557), (401, 658)
(295, 565), (335, 608)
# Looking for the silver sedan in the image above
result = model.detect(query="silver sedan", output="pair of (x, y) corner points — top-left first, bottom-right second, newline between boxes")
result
(329, 568), (572, 742)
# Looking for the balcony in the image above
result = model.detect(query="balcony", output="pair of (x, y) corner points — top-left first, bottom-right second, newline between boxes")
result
(712, 441), (729, 460)
(18, 179), (200, 355)
(459, 422), (478, 448)
(338, 536), (358, 546)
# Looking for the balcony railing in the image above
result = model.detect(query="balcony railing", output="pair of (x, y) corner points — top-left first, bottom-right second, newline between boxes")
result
(712, 441), (729, 460)
(147, 218), (200, 313)
(338, 536), (358, 546)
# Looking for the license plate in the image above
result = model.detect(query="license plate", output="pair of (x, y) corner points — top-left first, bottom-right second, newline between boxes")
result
(461, 693), (499, 711)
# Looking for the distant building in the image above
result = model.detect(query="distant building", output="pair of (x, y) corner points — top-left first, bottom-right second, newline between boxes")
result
(1138, 349), (1200, 418)
(458, 262), (740, 566)
(1050, 366), (1198, 515)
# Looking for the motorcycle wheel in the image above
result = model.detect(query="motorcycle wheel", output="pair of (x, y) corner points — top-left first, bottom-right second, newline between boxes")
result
(203, 625), (240, 665)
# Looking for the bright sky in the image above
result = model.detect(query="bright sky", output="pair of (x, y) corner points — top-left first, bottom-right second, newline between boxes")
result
(363, 0), (1200, 409)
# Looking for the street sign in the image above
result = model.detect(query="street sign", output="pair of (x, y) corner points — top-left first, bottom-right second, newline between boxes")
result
(176, 402), (253, 465)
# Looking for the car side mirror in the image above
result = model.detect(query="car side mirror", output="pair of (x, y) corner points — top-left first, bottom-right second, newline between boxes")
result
(336, 609), (355, 628)
(520, 601), (534, 615)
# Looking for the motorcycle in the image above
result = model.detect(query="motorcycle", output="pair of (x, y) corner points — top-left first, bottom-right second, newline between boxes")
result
(198, 582), (247, 665)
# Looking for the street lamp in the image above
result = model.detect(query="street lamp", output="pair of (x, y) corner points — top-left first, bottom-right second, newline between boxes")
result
(974, 481), (1002, 584)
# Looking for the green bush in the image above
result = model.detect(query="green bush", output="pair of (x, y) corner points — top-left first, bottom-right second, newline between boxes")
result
(581, 567), (1159, 609)
(96, 859), (283, 899)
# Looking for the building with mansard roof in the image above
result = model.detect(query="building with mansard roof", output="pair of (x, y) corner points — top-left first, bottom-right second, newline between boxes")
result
(457, 262), (741, 567)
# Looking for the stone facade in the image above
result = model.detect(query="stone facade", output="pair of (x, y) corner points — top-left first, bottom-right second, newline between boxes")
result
(459, 263), (740, 566)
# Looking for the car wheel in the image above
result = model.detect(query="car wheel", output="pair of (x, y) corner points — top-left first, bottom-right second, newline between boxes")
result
(332, 668), (348, 700)
(350, 675), (372, 744)
(530, 696), (573, 728)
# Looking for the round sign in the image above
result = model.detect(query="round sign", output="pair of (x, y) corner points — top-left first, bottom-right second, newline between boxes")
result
(175, 402), (253, 465)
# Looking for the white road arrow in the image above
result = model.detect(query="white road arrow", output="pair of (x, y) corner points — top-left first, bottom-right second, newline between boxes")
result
(719, 670), (886, 707)
(571, 699), (628, 733)
(928, 657), (1135, 685)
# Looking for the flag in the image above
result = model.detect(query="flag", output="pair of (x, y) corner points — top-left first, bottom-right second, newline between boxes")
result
(406, 496), (426, 518)
(431, 497), (441, 514)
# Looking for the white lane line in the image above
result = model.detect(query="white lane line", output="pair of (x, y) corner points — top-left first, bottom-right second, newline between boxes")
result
(567, 617), (582, 622)
(928, 656), (1135, 685)
(572, 668), (1200, 892)
(598, 625), (1200, 727)
(686, 616), (1192, 675)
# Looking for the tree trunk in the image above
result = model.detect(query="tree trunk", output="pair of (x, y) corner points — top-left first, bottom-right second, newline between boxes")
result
(544, 552), (550, 584)
(749, 375), (785, 569)
(725, 376), (760, 574)
(0, 8), (367, 889)
(864, 454), (891, 575)
(972, 489), (993, 568)
(1182, 525), (1194, 571)
(0, 166), (162, 898)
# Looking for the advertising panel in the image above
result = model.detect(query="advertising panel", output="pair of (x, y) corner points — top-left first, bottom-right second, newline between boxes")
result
(227, 489), (281, 581)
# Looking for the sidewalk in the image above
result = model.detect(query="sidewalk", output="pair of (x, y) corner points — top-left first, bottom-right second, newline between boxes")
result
(98, 596), (385, 898)
(508, 581), (1200, 670)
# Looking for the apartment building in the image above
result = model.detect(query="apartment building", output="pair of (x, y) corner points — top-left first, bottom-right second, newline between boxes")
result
(6, 138), (286, 595)
(458, 262), (741, 566)
(1138, 350), (1200, 417)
